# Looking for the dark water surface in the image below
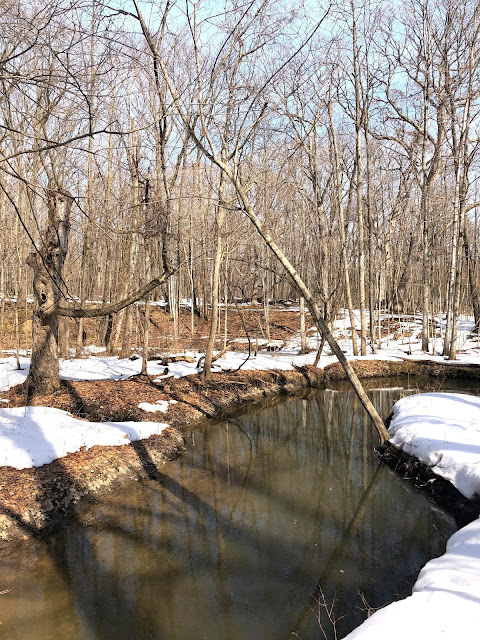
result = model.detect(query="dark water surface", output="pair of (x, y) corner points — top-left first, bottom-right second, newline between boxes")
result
(2, 381), (469, 640)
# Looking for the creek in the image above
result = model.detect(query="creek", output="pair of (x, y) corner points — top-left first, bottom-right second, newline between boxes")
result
(3, 378), (476, 640)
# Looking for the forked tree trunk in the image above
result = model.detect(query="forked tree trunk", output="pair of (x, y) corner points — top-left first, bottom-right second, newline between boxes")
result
(24, 188), (174, 398)
(25, 189), (73, 396)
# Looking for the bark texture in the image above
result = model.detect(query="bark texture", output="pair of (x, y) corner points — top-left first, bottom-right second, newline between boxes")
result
(25, 190), (73, 396)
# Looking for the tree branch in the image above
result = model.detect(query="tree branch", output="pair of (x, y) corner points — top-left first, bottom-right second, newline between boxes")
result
(49, 273), (172, 318)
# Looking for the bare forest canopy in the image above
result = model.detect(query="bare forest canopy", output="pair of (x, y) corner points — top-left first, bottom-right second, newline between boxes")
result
(1, 0), (479, 368)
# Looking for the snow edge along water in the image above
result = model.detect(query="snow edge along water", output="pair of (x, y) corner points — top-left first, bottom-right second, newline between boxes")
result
(343, 392), (480, 639)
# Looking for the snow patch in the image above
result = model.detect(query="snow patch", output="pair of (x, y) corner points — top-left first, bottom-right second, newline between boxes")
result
(343, 517), (480, 638)
(389, 392), (480, 499)
(343, 391), (480, 639)
(138, 400), (177, 413)
(0, 406), (168, 469)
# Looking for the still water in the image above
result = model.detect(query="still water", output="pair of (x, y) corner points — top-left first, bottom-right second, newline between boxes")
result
(2, 384), (463, 639)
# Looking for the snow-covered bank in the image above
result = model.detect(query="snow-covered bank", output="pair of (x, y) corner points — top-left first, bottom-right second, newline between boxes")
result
(343, 392), (480, 639)
(389, 393), (480, 499)
(0, 350), (324, 393)
(0, 343), (479, 474)
(0, 406), (168, 469)
(344, 520), (480, 640)
(2, 309), (480, 393)
(343, 517), (480, 638)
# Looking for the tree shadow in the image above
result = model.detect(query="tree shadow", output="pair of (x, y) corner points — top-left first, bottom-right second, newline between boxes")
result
(0, 385), (462, 640)
(0, 405), (180, 638)
(2, 386), (317, 638)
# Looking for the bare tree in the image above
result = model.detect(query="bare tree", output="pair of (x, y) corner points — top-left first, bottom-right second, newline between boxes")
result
(130, 0), (389, 441)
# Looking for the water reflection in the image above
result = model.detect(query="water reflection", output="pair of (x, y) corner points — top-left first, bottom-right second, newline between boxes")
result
(2, 386), (457, 640)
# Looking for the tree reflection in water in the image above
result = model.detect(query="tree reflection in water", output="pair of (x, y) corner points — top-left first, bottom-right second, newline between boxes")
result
(2, 385), (458, 640)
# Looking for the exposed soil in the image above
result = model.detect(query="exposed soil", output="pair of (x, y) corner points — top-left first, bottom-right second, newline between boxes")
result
(323, 357), (480, 380)
(1, 356), (480, 545)
(0, 427), (185, 543)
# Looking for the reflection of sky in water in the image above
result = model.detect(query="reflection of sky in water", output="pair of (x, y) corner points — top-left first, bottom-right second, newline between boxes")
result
(2, 384), (458, 640)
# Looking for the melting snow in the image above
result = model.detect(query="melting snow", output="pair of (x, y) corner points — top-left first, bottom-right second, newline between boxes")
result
(343, 515), (480, 638)
(138, 399), (177, 413)
(0, 406), (167, 469)
(343, 391), (480, 638)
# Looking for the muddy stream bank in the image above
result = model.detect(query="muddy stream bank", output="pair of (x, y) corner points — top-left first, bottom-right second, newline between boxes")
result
(1, 358), (479, 544)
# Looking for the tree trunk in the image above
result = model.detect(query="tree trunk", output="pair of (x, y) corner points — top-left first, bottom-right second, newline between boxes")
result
(352, 1), (367, 356)
(464, 220), (480, 331)
(141, 294), (150, 375)
(58, 317), (70, 358)
(25, 190), (73, 397)
(328, 102), (359, 355)
(392, 229), (419, 313)
(299, 296), (308, 353)
(364, 116), (377, 353)
(421, 189), (431, 353)
(202, 170), (226, 379)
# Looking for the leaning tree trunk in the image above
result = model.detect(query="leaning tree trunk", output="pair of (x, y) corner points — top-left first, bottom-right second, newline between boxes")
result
(25, 189), (73, 397)
(132, 7), (389, 442)
(230, 175), (390, 443)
